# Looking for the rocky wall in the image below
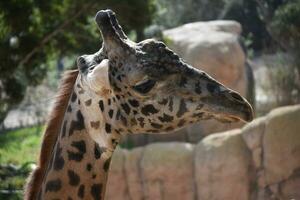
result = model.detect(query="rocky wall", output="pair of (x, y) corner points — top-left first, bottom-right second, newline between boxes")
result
(106, 105), (300, 200)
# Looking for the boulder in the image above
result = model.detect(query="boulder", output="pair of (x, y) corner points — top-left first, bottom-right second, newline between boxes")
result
(140, 143), (195, 200)
(242, 116), (266, 169)
(263, 105), (300, 185)
(105, 148), (129, 200)
(194, 129), (253, 200)
(279, 175), (300, 199)
(124, 147), (145, 200)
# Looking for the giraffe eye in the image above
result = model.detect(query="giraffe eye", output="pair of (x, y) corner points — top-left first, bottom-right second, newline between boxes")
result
(133, 79), (156, 94)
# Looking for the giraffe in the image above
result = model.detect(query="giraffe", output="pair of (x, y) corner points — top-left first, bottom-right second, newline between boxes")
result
(24, 9), (253, 200)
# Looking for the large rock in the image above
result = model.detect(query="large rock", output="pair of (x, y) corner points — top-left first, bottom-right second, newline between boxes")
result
(263, 105), (300, 185)
(242, 117), (266, 169)
(140, 143), (195, 200)
(194, 129), (253, 200)
(124, 147), (145, 200)
(105, 148), (129, 200)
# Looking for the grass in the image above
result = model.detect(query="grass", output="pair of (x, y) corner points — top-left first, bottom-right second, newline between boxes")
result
(0, 126), (43, 165)
(0, 126), (43, 199)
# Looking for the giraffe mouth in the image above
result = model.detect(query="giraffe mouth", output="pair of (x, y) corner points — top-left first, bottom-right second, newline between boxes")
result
(214, 114), (244, 123)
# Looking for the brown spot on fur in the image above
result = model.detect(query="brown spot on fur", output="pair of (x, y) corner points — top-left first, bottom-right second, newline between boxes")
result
(85, 99), (92, 106)
(90, 121), (100, 129)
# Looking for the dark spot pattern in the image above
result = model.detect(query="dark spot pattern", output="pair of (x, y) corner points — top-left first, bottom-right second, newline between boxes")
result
(78, 184), (85, 198)
(103, 158), (111, 172)
(168, 97), (173, 112)
(94, 143), (105, 159)
(108, 109), (114, 118)
(137, 117), (145, 127)
(61, 120), (67, 138)
(71, 92), (77, 102)
(116, 110), (121, 120)
(105, 123), (111, 133)
(86, 163), (92, 171)
(141, 104), (159, 116)
(151, 122), (163, 129)
(67, 105), (72, 112)
(85, 99), (92, 106)
(68, 170), (80, 186)
(67, 140), (86, 162)
(176, 99), (188, 118)
(91, 184), (103, 200)
(53, 146), (64, 171)
(69, 110), (85, 136)
(121, 103), (131, 115)
(158, 113), (174, 122)
(158, 98), (168, 105)
(99, 100), (104, 112)
(45, 179), (61, 192)
(128, 99), (139, 107)
(111, 139), (118, 148)
(90, 121), (100, 129)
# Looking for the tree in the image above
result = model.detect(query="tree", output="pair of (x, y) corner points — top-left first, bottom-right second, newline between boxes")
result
(0, 0), (156, 126)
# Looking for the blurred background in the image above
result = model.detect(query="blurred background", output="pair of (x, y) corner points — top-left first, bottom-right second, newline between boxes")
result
(0, 0), (299, 199)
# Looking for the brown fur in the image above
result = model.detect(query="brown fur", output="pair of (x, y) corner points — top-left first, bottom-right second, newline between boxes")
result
(24, 70), (79, 200)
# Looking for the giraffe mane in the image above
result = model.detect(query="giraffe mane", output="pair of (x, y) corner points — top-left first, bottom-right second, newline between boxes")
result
(24, 69), (79, 200)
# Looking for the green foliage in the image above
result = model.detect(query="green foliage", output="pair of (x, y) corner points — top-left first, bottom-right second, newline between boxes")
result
(0, 163), (32, 200)
(270, 1), (300, 52)
(0, 126), (43, 199)
(153, 0), (272, 51)
(0, 126), (43, 164)
(0, 0), (156, 125)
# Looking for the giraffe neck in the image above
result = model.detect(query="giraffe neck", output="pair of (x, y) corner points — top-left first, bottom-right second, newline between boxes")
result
(38, 83), (123, 200)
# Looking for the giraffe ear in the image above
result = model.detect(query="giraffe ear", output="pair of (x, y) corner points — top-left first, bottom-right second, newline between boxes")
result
(86, 59), (110, 92)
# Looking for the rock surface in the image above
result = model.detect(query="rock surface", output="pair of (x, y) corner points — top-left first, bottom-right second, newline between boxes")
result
(105, 105), (300, 200)
(195, 129), (252, 200)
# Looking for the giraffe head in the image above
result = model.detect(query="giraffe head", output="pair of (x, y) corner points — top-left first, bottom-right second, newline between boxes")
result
(77, 10), (253, 134)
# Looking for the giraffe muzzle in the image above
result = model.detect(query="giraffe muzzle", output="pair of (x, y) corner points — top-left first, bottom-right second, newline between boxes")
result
(201, 89), (254, 123)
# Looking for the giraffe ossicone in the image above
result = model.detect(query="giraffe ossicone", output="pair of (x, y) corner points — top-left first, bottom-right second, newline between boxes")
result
(25, 9), (253, 200)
